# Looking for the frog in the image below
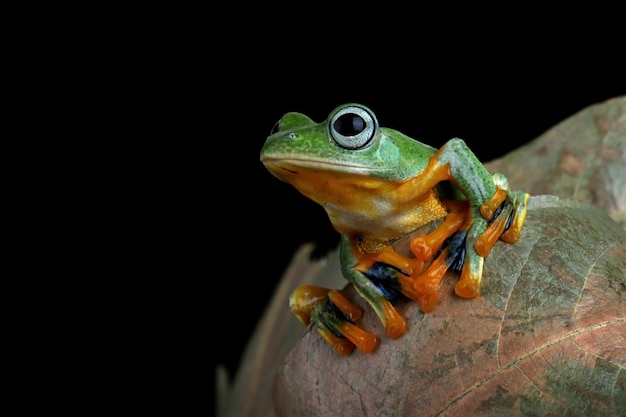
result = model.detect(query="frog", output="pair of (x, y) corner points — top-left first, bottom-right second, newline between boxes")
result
(260, 103), (530, 355)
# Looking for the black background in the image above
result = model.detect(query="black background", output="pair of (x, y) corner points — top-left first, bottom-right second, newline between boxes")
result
(205, 57), (623, 414)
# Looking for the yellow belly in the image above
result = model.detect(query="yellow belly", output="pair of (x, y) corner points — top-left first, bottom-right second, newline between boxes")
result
(325, 188), (447, 240)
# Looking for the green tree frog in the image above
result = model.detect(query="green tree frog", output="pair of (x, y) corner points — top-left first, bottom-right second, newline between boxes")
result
(260, 103), (530, 355)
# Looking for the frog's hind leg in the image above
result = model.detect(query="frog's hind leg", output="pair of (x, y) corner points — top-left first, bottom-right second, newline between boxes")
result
(344, 257), (410, 339)
(345, 238), (416, 340)
(289, 284), (378, 355)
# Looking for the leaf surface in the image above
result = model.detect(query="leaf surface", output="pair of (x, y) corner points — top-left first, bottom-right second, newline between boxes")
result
(274, 196), (626, 417)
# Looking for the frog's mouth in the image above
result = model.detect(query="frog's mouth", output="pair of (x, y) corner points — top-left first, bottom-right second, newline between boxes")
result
(262, 158), (382, 178)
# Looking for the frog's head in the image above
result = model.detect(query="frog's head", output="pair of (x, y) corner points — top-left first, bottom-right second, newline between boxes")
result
(260, 103), (432, 186)
(260, 103), (441, 236)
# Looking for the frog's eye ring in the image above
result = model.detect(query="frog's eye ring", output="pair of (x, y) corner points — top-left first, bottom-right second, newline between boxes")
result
(329, 105), (378, 150)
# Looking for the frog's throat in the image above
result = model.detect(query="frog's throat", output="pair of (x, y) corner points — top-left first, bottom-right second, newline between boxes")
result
(328, 190), (448, 249)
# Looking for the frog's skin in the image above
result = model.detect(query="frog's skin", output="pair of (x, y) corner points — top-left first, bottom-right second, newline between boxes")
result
(260, 103), (530, 355)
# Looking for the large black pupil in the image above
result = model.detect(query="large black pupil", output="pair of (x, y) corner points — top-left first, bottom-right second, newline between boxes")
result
(334, 114), (365, 136)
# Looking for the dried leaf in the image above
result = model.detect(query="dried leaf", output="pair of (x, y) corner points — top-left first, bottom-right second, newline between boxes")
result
(274, 196), (626, 417)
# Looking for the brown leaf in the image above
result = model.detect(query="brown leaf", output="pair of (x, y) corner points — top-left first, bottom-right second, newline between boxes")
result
(274, 196), (626, 417)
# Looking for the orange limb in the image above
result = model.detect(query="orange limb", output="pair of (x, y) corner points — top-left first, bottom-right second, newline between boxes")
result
(396, 156), (452, 205)
(371, 246), (424, 277)
(410, 209), (466, 261)
(336, 322), (378, 353)
(349, 241), (429, 309)
(328, 289), (362, 322)
(351, 241), (423, 278)
(480, 188), (507, 220)
(316, 326), (356, 356)
(501, 224), (520, 243)
(454, 256), (483, 299)
(413, 252), (452, 312)
(501, 192), (530, 243)
(381, 299), (406, 339)
(397, 273), (424, 303)
(475, 203), (513, 257)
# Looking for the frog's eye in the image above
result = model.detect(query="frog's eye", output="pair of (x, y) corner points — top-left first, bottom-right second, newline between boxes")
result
(329, 105), (378, 150)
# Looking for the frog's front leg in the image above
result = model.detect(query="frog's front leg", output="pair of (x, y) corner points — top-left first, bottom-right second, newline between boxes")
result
(402, 138), (530, 311)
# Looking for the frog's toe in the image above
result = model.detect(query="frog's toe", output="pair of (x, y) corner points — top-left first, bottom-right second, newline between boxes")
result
(290, 284), (377, 354)
(315, 324), (357, 355)
(413, 255), (448, 312)
(328, 289), (363, 322)
(476, 189), (530, 256)
(454, 254), (484, 299)
(311, 299), (378, 354)
(380, 299), (406, 338)
(475, 200), (514, 257)
(480, 187), (508, 220)
(501, 191), (530, 243)
(335, 321), (378, 353)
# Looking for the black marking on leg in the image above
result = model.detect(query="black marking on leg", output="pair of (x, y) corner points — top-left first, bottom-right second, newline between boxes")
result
(489, 199), (514, 232)
(490, 200), (505, 221)
(439, 229), (468, 272)
(314, 300), (352, 338)
(363, 263), (404, 304)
